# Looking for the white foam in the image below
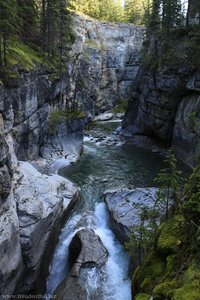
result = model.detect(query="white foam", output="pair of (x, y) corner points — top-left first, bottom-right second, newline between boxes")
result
(94, 203), (131, 300)
(45, 214), (82, 296)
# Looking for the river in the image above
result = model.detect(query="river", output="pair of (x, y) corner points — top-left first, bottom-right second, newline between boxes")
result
(45, 121), (165, 299)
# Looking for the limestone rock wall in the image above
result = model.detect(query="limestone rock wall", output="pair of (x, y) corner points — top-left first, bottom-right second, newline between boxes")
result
(65, 15), (144, 115)
(122, 69), (200, 167)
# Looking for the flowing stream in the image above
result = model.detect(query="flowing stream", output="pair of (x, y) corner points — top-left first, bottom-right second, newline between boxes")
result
(45, 121), (165, 299)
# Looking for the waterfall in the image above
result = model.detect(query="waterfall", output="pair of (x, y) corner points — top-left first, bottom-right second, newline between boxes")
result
(45, 203), (131, 299)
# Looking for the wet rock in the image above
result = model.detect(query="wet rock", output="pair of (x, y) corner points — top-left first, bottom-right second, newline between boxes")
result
(54, 228), (108, 300)
(104, 188), (158, 243)
(94, 112), (114, 121)
(14, 162), (80, 293)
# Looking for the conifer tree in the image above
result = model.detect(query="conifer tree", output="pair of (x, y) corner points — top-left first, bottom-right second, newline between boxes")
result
(154, 149), (184, 220)
(162, 0), (182, 34)
(0, 0), (20, 68)
(17, 0), (39, 44)
(124, 0), (146, 25)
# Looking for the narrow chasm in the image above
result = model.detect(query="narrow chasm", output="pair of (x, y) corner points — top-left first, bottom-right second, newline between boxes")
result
(45, 121), (165, 299)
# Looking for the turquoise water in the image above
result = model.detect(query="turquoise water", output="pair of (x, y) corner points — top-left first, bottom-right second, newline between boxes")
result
(59, 121), (165, 210)
(46, 121), (166, 299)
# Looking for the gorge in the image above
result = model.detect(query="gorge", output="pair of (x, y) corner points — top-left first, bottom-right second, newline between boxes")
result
(0, 5), (200, 300)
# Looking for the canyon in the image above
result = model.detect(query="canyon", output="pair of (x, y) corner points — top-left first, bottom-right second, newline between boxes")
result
(0, 11), (199, 299)
(0, 15), (143, 296)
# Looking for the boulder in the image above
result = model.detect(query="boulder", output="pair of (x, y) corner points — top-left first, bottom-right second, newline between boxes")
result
(14, 162), (80, 294)
(104, 188), (158, 243)
(54, 228), (108, 300)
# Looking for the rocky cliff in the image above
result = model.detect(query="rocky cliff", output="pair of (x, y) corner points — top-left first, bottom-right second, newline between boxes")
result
(65, 15), (144, 116)
(0, 15), (143, 297)
(122, 43), (200, 167)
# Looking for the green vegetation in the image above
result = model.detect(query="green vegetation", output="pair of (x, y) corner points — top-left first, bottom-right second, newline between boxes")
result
(135, 293), (150, 300)
(141, 0), (200, 70)
(128, 149), (200, 300)
(112, 99), (129, 114)
(48, 109), (85, 134)
(0, 0), (74, 82)
(154, 149), (184, 220)
(71, 0), (150, 24)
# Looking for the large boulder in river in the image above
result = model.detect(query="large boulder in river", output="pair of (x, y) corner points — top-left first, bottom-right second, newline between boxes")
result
(54, 228), (108, 300)
(104, 188), (158, 244)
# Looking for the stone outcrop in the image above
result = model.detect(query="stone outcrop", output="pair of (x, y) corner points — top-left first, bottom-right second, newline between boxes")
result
(122, 68), (200, 167)
(0, 73), (84, 163)
(104, 188), (158, 243)
(12, 162), (79, 294)
(54, 228), (108, 300)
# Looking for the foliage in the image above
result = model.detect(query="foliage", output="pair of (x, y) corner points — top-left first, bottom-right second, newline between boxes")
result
(130, 160), (200, 300)
(125, 205), (159, 268)
(173, 264), (200, 300)
(135, 293), (150, 300)
(124, 0), (146, 25)
(112, 99), (129, 113)
(0, 0), (75, 81)
(71, 0), (152, 24)
(132, 251), (166, 295)
(157, 214), (186, 254)
(152, 280), (177, 299)
(154, 148), (184, 220)
(71, 0), (125, 22)
(183, 165), (200, 226)
(48, 109), (85, 133)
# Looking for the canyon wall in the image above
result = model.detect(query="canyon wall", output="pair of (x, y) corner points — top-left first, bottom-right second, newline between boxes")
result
(122, 58), (200, 167)
(0, 15), (144, 296)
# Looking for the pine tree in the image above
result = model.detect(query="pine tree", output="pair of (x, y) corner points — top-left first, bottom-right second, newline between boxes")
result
(162, 0), (182, 34)
(0, 0), (20, 69)
(17, 0), (39, 44)
(124, 0), (146, 25)
(183, 165), (200, 226)
(125, 206), (159, 265)
(154, 149), (184, 220)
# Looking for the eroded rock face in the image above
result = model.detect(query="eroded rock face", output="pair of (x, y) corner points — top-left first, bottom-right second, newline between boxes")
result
(0, 15), (143, 164)
(13, 162), (79, 294)
(122, 69), (200, 166)
(0, 134), (12, 206)
(173, 94), (200, 167)
(54, 228), (108, 300)
(0, 192), (23, 296)
(104, 188), (158, 243)
(65, 15), (144, 115)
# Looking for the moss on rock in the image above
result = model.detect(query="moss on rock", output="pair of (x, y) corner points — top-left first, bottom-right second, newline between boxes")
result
(132, 252), (166, 295)
(153, 280), (177, 299)
(48, 109), (85, 134)
(135, 293), (151, 300)
(173, 264), (200, 300)
(157, 215), (186, 255)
